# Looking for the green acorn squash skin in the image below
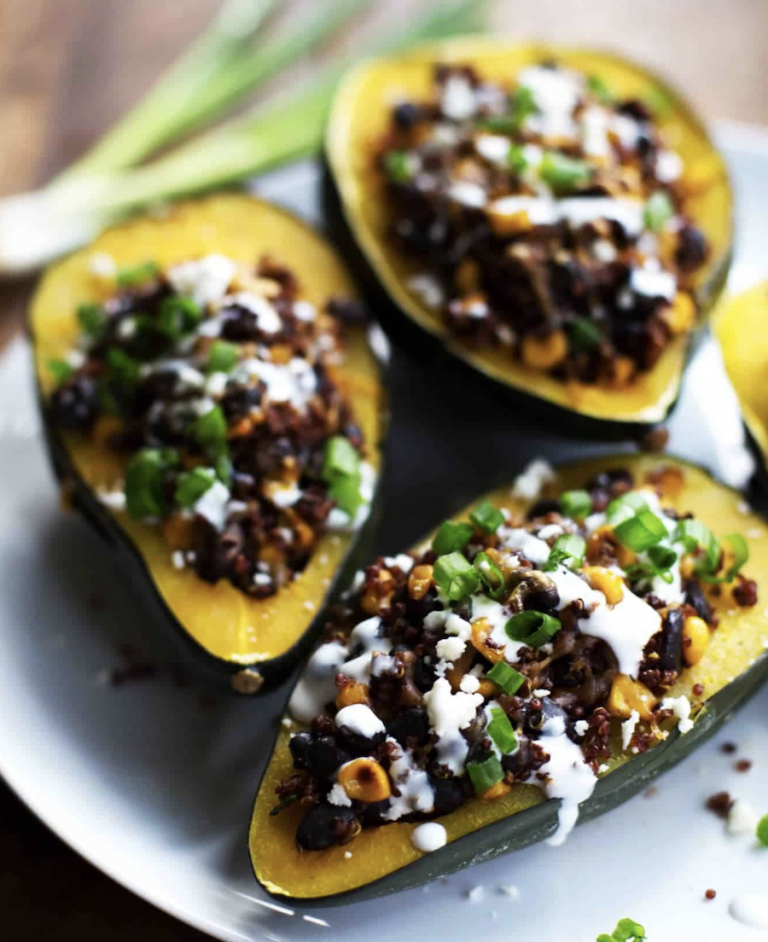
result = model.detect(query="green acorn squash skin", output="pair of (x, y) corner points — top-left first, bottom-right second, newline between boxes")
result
(30, 195), (388, 692)
(326, 39), (733, 435)
(249, 454), (768, 900)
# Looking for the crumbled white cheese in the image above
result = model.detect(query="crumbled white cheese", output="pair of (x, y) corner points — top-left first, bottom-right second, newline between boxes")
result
(193, 480), (231, 531)
(440, 75), (476, 121)
(574, 720), (590, 736)
(518, 65), (582, 139)
(411, 822), (447, 853)
(327, 783), (352, 807)
(204, 371), (229, 398)
(335, 703), (386, 738)
(384, 553), (414, 574)
(407, 273), (445, 309)
(447, 182), (487, 209)
(474, 133), (511, 165)
(656, 150), (683, 183)
(512, 458), (556, 500)
(97, 489), (126, 512)
(621, 709), (640, 750)
(171, 550), (186, 571)
(423, 677), (483, 775)
(88, 251), (117, 279)
(460, 674), (481, 694)
(167, 254), (236, 308)
(253, 572), (271, 586)
(726, 798), (759, 835)
(293, 300), (317, 322)
(436, 636), (466, 663)
(630, 266), (676, 301)
(466, 885), (485, 902)
(661, 694), (694, 734)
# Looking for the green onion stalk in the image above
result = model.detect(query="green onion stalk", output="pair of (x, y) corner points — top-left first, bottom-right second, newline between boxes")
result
(0, 0), (485, 275)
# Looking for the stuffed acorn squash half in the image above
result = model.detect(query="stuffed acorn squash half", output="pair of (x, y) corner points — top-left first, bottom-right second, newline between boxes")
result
(31, 194), (387, 692)
(327, 39), (732, 432)
(250, 454), (768, 900)
(716, 280), (768, 477)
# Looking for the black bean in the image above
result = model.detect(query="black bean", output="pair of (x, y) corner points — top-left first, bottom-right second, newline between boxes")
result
(429, 776), (465, 816)
(296, 803), (357, 851)
(50, 375), (101, 430)
(393, 102), (422, 131)
(336, 724), (385, 758)
(360, 800), (391, 827)
(386, 709), (430, 748)
(658, 608), (684, 673)
(684, 579), (712, 623)
(527, 498), (561, 520)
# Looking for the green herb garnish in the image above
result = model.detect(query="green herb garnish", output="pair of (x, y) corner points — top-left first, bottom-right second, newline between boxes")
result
(469, 499), (504, 535)
(432, 521), (474, 556)
(568, 316), (603, 353)
(487, 661), (525, 696)
(116, 260), (160, 288)
(587, 74), (613, 104)
(194, 404), (229, 460)
(757, 813), (768, 847)
(383, 150), (414, 184)
(473, 551), (505, 598)
(505, 610), (562, 648)
(433, 552), (480, 601)
(614, 509), (667, 552)
(206, 339), (239, 374)
(174, 467), (216, 508)
(466, 753), (505, 793)
(644, 191), (674, 232)
(322, 435), (363, 517)
(124, 448), (178, 519)
(48, 359), (74, 385)
(540, 151), (591, 191)
(544, 533), (586, 571)
(77, 302), (107, 338)
(157, 296), (203, 340)
(487, 707), (518, 754)
(560, 489), (592, 519)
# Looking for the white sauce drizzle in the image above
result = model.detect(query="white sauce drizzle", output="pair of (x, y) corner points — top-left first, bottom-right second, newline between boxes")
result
(411, 822), (447, 853)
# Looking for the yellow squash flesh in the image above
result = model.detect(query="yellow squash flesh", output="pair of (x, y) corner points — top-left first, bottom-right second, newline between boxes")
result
(327, 39), (732, 425)
(250, 455), (768, 899)
(31, 195), (386, 669)
(716, 280), (768, 468)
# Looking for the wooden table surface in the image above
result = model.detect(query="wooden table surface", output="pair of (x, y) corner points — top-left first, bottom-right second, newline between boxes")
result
(2, 0), (767, 938)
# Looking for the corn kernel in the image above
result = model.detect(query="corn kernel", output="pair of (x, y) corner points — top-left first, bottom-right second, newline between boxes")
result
(610, 356), (636, 389)
(337, 758), (391, 803)
(335, 681), (370, 709)
(608, 674), (657, 721)
(408, 565), (434, 600)
(454, 258), (480, 294)
(470, 617), (505, 664)
(662, 291), (696, 335)
(582, 566), (624, 605)
(521, 330), (568, 370)
(683, 615), (710, 666)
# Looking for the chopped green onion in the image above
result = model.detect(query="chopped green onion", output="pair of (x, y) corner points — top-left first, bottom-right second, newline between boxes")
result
(466, 753), (504, 793)
(757, 813), (768, 847)
(699, 532), (749, 584)
(644, 190), (674, 232)
(614, 509), (667, 552)
(487, 707), (518, 754)
(48, 359), (74, 385)
(214, 454), (233, 486)
(206, 339), (240, 374)
(174, 467), (216, 509)
(474, 551), (506, 599)
(433, 552), (480, 601)
(157, 296), (203, 339)
(116, 260), (159, 288)
(505, 610), (562, 648)
(568, 316), (603, 353)
(543, 533), (586, 571)
(611, 918), (647, 942)
(125, 448), (178, 519)
(674, 518), (719, 572)
(648, 544), (677, 570)
(383, 150), (414, 184)
(105, 347), (141, 400)
(587, 74), (613, 104)
(606, 491), (649, 525)
(477, 85), (536, 134)
(643, 84), (672, 116)
(507, 144), (527, 174)
(322, 435), (363, 517)
(77, 302), (107, 338)
(470, 500), (504, 535)
(323, 435), (360, 479)
(626, 543), (678, 585)
(560, 489), (592, 519)
(194, 404), (229, 460)
(487, 661), (525, 696)
(432, 521), (474, 556)
(539, 151), (591, 191)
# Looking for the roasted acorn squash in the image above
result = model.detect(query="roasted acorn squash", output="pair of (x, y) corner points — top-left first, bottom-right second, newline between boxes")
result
(250, 454), (768, 900)
(326, 39), (732, 431)
(31, 195), (387, 692)
(716, 280), (768, 474)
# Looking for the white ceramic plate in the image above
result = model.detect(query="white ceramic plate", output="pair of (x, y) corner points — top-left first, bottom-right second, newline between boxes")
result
(2, 122), (768, 942)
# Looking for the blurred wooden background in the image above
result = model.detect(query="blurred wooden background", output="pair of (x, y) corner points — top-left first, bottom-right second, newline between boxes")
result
(1, 0), (767, 938)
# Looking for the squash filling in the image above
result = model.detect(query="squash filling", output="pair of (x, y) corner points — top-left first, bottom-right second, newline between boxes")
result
(274, 460), (757, 853)
(47, 253), (375, 598)
(378, 61), (709, 387)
